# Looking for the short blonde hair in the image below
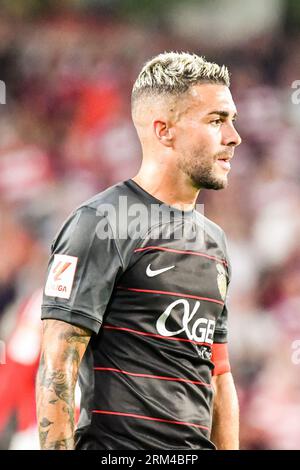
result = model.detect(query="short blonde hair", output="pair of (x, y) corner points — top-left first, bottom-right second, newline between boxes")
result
(132, 51), (230, 106)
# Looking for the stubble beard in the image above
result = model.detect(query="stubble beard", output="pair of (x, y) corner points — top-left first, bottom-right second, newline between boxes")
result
(178, 149), (228, 191)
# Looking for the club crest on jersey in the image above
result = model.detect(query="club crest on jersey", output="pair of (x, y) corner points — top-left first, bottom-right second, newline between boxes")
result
(45, 254), (78, 299)
(216, 263), (227, 300)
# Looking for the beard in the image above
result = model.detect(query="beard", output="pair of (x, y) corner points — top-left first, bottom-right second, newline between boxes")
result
(178, 148), (229, 190)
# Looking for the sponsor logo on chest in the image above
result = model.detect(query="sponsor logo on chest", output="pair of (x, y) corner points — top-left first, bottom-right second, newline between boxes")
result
(156, 299), (215, 344)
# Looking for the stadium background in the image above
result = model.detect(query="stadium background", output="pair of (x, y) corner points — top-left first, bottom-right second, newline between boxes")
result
(0, 0), (300, 449)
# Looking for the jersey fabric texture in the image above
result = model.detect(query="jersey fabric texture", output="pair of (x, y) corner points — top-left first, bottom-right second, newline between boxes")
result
(41, 179), (231, 450)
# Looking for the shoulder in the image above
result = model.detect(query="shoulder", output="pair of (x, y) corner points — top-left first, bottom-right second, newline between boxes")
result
(194, 210), (226, 242)
(50, 183), (126, 247)
(77, 181), (134, 213)
(54, 181), (133, 237)
(204, 215), (225, 240)
(194, 211), (229, 260)
(51, 181), (143, 267)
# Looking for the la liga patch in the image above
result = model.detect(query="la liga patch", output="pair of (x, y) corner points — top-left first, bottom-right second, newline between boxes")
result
(45, 254), (78, 299)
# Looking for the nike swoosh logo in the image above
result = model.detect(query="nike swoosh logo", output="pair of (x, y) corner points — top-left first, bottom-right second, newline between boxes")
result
(146, 264), (175, 277)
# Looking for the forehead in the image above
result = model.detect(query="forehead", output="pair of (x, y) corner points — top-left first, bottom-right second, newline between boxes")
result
(181, 83), (237, 116)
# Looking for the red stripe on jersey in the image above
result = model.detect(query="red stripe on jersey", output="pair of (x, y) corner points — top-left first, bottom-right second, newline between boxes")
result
(134, 246), (228, 266)
(92, 410), (209, 430)
(117, 286), (224, 306)
(103, 324), (212, 347)
(93, 367), (211, 387)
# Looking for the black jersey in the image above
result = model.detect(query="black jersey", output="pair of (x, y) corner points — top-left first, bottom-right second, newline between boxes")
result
(41, 179), (231, 450)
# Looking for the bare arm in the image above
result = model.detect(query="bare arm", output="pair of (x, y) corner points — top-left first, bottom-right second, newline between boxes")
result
(36, 319), (92, 450)
(210, 372), (239, 450)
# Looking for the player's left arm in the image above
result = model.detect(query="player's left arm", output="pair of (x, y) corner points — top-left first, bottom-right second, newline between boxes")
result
(210, 353), (239, 450)
(211, 232), (239, 448)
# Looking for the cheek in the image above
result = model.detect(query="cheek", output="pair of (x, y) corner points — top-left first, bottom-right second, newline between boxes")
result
(191, 133), (216, 156)
(175, 124), (219, 156)
(201, 125), (221, 143)
(176, 129), (204, 150)
(191, 124), (219, 148)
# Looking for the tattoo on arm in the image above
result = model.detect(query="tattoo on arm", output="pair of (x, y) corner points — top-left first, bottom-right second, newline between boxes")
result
(36, 320), (91, 450)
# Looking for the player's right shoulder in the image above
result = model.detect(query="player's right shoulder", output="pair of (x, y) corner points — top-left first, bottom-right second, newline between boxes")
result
(77, 180), (134, 214)
(52, 182), (128, 245)
(50, 180), (143, 266)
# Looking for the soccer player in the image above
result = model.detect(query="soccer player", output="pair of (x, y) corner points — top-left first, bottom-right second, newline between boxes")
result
(36, 52), (241, 450)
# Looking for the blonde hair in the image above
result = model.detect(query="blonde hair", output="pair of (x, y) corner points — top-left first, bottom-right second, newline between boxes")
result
(132, 51), (230, 106)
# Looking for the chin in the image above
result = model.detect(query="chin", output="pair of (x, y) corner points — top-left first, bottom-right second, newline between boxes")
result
(192, 176), (228, 190)
(218, 178), (228, 189)
(208, 173), (229, 190)
(211, 182), (227, 190)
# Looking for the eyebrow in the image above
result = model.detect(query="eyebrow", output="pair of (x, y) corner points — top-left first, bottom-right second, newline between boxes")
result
(207, 110), (237, 119)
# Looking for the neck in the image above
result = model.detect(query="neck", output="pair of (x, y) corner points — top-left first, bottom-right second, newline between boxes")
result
(132, 158), (200, 211)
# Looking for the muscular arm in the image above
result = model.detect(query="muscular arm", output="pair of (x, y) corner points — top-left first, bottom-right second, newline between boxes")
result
(36, 319), (92, 450)
(210, 372), (239, 450)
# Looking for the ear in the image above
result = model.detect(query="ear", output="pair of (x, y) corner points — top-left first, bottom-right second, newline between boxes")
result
(153, 120), (174, 147)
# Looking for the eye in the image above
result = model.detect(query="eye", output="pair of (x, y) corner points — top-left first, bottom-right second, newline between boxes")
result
(210, 119), (222, 126)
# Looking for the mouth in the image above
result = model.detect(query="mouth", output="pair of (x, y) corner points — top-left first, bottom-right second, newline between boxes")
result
(216, 154), (232, 172)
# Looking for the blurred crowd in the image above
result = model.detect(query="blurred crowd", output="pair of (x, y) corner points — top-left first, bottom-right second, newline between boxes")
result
(0, 2), (300, 449)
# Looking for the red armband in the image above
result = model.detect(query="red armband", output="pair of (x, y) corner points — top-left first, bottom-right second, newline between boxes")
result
(211, 343), (231, 376)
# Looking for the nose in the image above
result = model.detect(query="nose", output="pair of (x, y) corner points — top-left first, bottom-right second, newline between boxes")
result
(222, 124), (242, 147)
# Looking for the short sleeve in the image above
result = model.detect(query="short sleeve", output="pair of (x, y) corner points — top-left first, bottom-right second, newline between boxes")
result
(41, 207), (123, 334)
(213, 231), (231, 344)
(213, 304), (228, 343)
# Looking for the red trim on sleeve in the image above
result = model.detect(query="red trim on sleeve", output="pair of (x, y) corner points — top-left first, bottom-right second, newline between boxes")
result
(211, 343), (231, 376)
